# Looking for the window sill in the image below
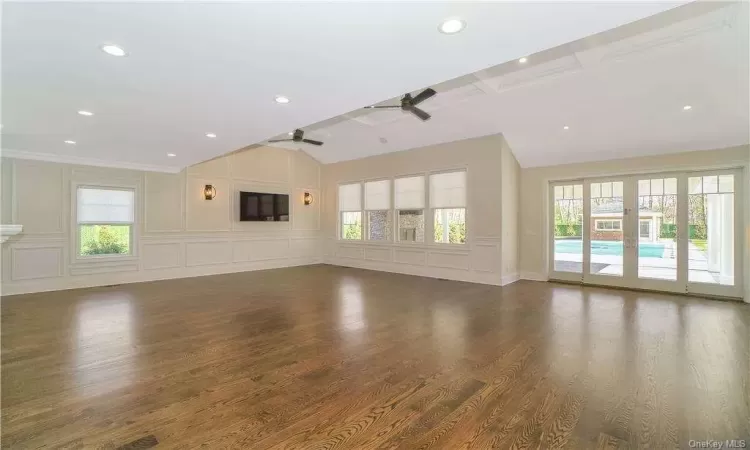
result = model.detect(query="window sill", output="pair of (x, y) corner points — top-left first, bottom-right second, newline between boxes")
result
(73, 254), (138, 264)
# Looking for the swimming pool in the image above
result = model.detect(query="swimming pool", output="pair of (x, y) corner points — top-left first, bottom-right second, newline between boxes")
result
(555, 240), (665, 257)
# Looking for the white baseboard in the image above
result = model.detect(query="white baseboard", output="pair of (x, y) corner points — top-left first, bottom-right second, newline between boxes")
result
(2, 257), (321, 296)
(324, 257), (503, 286)
(520, 271), (548, 282)
(500, 273), (520, 286)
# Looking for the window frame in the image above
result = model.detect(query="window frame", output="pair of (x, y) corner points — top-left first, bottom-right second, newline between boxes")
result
(428, 169), (468, 246)
(364, 179), (392, 242)
(338, 182), (363, 241)
(394, 174), (426, 244)
(72, 183), (138, 262)
(594, 219), (622, 231)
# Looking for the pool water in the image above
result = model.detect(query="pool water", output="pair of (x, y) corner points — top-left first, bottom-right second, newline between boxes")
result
(555, 240), (665, 257)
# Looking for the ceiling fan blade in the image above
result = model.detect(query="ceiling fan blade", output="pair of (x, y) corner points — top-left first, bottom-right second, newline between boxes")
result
(411, 88), (436, 105)
(302, 139), (323, 146)
(268, 139), (293, 143)
(407, 106), (431, 121)
(365, 105), (401, 109)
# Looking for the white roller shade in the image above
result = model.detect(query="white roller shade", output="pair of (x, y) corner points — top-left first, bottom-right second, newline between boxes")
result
(77, 188), (135, 223)
(429, 171), (466, 208)
(365, 180), (390, 210)
(338, 183), (361, 212)
(394, 176), (425, 209)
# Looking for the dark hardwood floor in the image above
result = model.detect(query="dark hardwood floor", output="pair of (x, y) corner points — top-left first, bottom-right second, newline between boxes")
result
(2, 265), (749, 449)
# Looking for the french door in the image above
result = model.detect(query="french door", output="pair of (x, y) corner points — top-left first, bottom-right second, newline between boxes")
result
(549, 169), (743, 298)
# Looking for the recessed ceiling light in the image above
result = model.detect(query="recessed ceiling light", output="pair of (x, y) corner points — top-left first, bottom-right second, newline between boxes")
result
(563, 126), (570, 130)
(167, 153), (176, 157)
(100, 44), (127, 57)
(275, 95), (290, 104)
(64, 140), (76, 144)
(78, 110), (94, 116)
(439, 18), (465, 34)
(519, 57), (528, 63)
(205, 133), (217, 138)
(683, 105), (692, 111)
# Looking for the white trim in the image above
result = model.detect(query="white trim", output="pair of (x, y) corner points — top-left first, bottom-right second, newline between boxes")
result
(1, 148), (181, 174)
(521, 271), (548, 282)
(501, 272), (520, 286)
(71, 181), (140, 263)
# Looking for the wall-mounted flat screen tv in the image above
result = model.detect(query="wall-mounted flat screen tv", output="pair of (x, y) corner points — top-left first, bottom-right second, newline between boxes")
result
(239, 192), (290, 222)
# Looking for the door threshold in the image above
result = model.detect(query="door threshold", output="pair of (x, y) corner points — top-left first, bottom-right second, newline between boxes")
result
(547, 278), (744, 302)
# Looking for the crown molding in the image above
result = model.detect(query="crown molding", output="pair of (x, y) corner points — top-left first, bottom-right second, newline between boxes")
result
(0, 149), (181, 174)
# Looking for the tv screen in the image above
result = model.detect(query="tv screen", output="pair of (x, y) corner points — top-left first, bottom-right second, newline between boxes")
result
(239, 192), (289, 222)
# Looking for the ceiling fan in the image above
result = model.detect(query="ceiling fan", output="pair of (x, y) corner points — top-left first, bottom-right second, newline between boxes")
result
(268, 129), (323, 146)
(364, 88), (437, 121)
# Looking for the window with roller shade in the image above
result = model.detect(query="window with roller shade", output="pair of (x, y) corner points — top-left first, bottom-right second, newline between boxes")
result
(429, 171), (466, 244)
(364, 179), (391, 241)
(394, 175), (425, 242)
(338, 183), (362, 240)
(77, 187), (135, 256)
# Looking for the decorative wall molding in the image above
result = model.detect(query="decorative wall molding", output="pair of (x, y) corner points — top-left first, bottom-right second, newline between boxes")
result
(11, 246), (64, 281)
(2, 149), (180, 174)
(142, 242), (182, 270)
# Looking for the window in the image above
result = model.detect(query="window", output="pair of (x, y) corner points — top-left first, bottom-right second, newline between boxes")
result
(364, 180), (391, 241)
(595, 219), (622, 231)
(338, 183), (362, 240)
(430, 171), (466, 244)
(77, 187), (134, 257)
(394, 176), (425, 242)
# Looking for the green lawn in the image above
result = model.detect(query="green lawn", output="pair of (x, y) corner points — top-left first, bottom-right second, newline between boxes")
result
(691, 239), (707, 251)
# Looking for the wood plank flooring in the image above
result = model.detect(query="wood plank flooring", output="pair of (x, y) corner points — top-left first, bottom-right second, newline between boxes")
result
(2, 265), (749, 449)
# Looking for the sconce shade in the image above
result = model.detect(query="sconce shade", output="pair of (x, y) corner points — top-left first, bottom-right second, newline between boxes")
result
(204, 185), (216, 200)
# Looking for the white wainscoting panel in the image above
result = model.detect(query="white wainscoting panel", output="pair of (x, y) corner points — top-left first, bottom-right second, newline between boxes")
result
(364, 247), (392, 262)
(427, 251), (470, 270)
(290, 237), (319, 259)
(70, 261), (140, 276)
(336, 245), (365, 260)
(11, 246), (64, 280)
(471, 243), (501, 273)
(142, 242), (182, 270)
(185, 241), (233, 267)
(233, 238), (289, 262)
(393, 248), (427, 266)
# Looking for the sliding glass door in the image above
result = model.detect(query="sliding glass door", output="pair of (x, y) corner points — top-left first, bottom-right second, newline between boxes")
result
(549, 169), (744, 298)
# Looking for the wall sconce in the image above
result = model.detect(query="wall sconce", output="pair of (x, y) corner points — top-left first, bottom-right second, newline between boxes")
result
(303, 192), (313, 206)
(204, 184), (216, 200)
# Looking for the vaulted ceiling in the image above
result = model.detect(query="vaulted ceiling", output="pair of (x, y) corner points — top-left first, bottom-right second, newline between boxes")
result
(1, 1), (700, 172)
(270, 1), (750, 167)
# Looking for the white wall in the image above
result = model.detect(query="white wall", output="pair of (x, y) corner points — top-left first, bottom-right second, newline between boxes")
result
(519, 145), (749, 294)
(0, 146), (322, 295)
(501, 146), (520, 281)
(320, 134), (520, 286)
(746, 145), (750, 303)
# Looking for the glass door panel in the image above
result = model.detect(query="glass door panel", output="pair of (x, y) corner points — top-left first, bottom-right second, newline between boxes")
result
(550, 182), (584, 280)
(589, 181), (624, 278)
(687, 174), (735, 286)
(637, 177), (678, 282)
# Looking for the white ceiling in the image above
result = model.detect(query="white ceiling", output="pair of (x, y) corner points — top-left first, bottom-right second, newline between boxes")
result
(271, 1), (750, 167)
(1, 1), (692, 172)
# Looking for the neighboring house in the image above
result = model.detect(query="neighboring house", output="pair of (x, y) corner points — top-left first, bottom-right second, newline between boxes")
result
(590, 201), (662, 241)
